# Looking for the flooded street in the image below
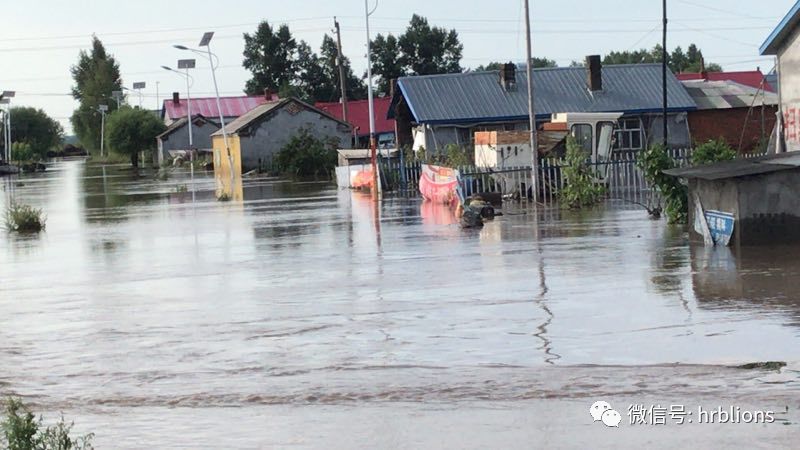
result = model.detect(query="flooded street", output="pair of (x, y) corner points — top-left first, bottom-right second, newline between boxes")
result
(2, 160), (800, 448)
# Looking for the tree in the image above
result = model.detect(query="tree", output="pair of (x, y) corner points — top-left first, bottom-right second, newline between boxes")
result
(370, 34), (405, 96)
(105, 107), (165, 168)
(398, 15), (463, 76)
(602, 43), (722, 73)
(319, 34), (367, 100)
(9, 107), (63, 159)
(475, 58), (557, 72)
(295, 40), (333, 103)
(242, 21), (297, 95)
(70, 36), (122, 152)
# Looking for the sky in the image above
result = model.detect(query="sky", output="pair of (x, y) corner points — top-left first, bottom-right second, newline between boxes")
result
(0, 0), (794, 134)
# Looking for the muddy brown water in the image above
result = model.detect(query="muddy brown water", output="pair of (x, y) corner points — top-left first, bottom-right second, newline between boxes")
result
(1, 160), (799, 448)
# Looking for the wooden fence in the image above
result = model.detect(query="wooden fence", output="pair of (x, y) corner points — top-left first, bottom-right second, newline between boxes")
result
(380, 148), (765, 206)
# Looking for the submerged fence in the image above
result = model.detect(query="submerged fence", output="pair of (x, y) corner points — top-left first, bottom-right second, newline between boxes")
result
(380, 148), (765, 206)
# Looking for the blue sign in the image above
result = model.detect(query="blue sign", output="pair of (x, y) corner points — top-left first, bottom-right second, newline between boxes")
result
(704, 210), (735, 246)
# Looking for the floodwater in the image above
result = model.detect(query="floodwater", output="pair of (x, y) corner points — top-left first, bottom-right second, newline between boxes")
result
(1, 160), (800, 449)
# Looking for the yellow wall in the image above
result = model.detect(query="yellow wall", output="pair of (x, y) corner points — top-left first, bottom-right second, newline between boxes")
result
(212, 134), (243, 201)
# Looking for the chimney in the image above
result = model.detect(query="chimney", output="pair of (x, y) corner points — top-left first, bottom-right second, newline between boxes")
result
(499, 62), (516, 91)
(700, 56), (707, 80)
(586, 55), (602, 91)
(172, 92), (180, 105)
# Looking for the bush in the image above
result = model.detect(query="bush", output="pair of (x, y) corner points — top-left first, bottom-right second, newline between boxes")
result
(4, 203), (47, 233)
(1, 398), (94, 450)
(105, 106), (166, 168)
(11, 142), (35, 162)
(274, 128), (338, 178)
(691, 138), (736, 166)
(638, 144), (688, 224)
(559, 136), (606, 209)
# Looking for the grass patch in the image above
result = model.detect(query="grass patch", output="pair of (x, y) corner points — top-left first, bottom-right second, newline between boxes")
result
(4, 203), (46, 233)
(1, 398), (94, 450)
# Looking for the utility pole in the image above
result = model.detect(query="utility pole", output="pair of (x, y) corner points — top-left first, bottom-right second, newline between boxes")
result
(334, 17), (349, 124)
(524, 0), (539, 203)
(662, 0), (668, 148)
(98, 104), (108, 158)
(365, 0), (379, 201)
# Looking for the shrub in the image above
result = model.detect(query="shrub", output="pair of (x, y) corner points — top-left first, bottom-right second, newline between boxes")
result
(691, 138), (736, 166)
(11, 142), (35, 162)
(4, 203), (46, 233)
(638, 144), (688, 224)
(105, 106), (166, 168)
(274, 128), (338, 178)
(559, 136), (606, 209)
(1, 398), (94, 450)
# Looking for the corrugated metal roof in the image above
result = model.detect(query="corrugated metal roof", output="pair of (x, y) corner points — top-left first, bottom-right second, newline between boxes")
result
(163, 95), (273, 121)
(681, 80), (778, 110)
(316, 98), (395, 136)
(211, 97), (351, 137)
(394, 64), (696, 124)
(676, 71), (774, 92)
(665, 152), (800, 180)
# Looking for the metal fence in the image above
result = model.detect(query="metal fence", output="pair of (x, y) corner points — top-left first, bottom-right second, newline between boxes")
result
(380, 148), (766, 206)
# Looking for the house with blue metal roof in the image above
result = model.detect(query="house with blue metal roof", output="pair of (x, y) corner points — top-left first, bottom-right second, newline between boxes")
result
(760, 0), (800, 153)
(389, 58), (696, 153)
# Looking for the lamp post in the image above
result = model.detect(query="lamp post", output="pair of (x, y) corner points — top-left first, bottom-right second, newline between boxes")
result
(125, 82), (147, 108)
(364, 0), (379, 201)
(0, 100), (9, 162)
(112, 90), (124, 109)
(98, 104), (108, 158)
(162, 62), (195, 151)
(175, 32), (234, 197)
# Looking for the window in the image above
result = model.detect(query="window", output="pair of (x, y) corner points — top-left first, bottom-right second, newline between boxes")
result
(571, 124), (593, 154)
(614, 118), (643, 150)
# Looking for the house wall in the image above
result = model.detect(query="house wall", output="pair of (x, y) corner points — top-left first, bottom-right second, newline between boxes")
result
(688, 106), (777, 152)
(778, 24), (800, 151)
(211, 135), (243, 201)
(736, 170), (800, 245)
(158, 121), (220, 159)
(238, 108), (351, 172)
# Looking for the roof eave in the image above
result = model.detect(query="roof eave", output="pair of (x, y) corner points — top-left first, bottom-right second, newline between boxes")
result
(760, 0), (800, 55)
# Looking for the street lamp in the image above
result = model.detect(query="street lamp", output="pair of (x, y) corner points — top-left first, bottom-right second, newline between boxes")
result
(174, 32), (234, 197)
(0, 99), (9, 162)
(364, 1), (379, 200)
(123, 82), (147, 108)
(112, 90), (124, 109)
(98, 104), (108, 158)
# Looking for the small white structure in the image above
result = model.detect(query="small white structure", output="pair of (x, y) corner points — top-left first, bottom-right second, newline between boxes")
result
(474, 130), (532, 168)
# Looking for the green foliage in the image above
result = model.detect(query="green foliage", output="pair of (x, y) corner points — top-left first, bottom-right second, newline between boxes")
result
(371, 15), (463, 96)
(243, 21), (297, 95)
(1, 398), (93, 450)
(9, 107), (64, 159)
(691, 138), (736, 166)
(105, 106), (166, 168)
(70, 37), (122, 152)
(603, 43), (721, 73)
(4, 203), (46, 233)
(274, 128), (338, 178)
(11, 142), (34, 162)
(638, 144), (688, 224)
(560, 136), (606, 209)
(242, 22), (366, 103)
(475, 58), (557, 72)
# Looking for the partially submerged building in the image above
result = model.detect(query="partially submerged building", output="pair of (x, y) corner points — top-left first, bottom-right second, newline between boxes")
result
(210, 97), (352, 173)
(666, 152), (800, 246)
(155, 114), (220, 164)
(389, 57), (696, 153)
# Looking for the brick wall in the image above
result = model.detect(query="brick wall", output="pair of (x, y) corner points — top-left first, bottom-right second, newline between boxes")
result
(688, 106), (777, 152)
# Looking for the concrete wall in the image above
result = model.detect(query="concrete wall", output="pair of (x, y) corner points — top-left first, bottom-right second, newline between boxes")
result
(778, 24), (800, 151)
(736, 170), (800, 245)
(158, 120), (220, 159)
(239, 107), (351, 171)
(688, 107), (777, 152)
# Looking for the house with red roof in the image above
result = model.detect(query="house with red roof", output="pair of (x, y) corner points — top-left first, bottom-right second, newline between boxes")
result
(315, 98), (396, 148)
(676, 70), (774, 92)
(161, 92), (280, 125)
